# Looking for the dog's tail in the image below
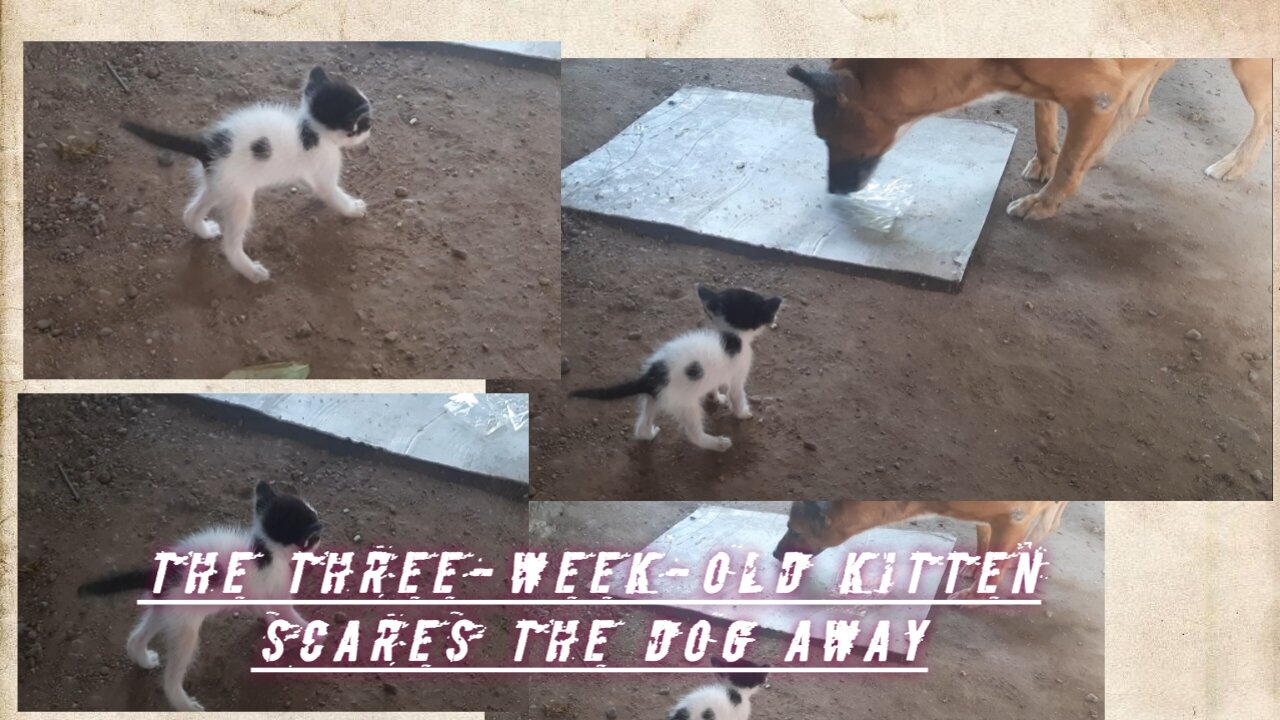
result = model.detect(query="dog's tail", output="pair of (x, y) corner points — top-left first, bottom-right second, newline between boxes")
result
(78, 568), (152, 597)
(120, 121), (212, 165)
(569, 363), (668, 401)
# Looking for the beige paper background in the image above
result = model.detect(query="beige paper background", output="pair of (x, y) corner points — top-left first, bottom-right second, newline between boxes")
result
(1, 1), (1277, 718)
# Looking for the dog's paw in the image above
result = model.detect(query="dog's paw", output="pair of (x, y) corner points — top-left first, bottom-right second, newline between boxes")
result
(1204, 156), (1245, 181)
(343, 198), (368, 218)
(1006, 193), (1059, 220)
(1021, 155), (1056, 183)
(240, 261), (271, 284)
(705, 435), (733, 452)
(194, 220), (221, 239)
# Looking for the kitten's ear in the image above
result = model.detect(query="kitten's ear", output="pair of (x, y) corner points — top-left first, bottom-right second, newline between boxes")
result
(765, 296), (783, 322)
(696, 284), (718, 309)
(254, 481), (276, 515)
(305, 66), (329, 95)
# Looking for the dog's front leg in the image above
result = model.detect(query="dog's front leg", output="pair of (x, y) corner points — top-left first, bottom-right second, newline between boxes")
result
(1008, 100), (1115, 220)
(1021, 100), (1060, 182)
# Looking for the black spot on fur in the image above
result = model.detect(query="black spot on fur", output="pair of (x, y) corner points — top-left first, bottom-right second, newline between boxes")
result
(205, 129), (232, 167)
(702, 711), (714, 720)
(726, 688), (742, 706)
(698, 285), (783, 332)
(684, 361), (704, 381)
(250, 137), (271, 161)
(670, 710), (690, 720)
(251, 535), (273, 569)
(304, 65), (371, 136)
(299, 120), (319, 150)
(721, 332), (742, 357)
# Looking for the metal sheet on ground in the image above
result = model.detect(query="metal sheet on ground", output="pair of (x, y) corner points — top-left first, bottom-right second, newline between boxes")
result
(640, 506), (956, 655)
(561, 87), (1017, 284)
(201, 394), (529, 484)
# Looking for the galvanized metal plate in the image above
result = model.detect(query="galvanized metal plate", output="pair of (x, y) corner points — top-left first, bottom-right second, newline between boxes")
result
(639, 506), (956, 655)
(562, 87), (1018, 284)
(201, 394), (529, 484)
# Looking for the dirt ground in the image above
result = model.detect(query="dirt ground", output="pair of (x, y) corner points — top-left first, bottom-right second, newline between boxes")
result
(527, 500), (1105, 720)
(16, 395), (530, 712)
(22, 42), (560, 379)
(508, 58), (1271, 501)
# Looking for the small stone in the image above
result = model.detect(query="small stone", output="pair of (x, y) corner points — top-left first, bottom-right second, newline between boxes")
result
(1085, 693), (1099, 704)
(606, 708), (618, 720)
(627, 330), (642, 340)
(1024, 301), (1034, 311)
(480, 342), (490, 353)
(1147, 309), (1158, 317)
(1185, 329), (1202, 342)
(451, 247), (468, 260)
(126, 285), (139, 299)
(383, 331), (400, 343)
(1248, 369), (1259, 384)
(296, 324), (312, 339)
(408, 117), (419, 126)
(803, 440), (818, 451)
(157, 152), (174, 167)
(98, 327), (113, 338)
(353, 534), (362, 543)
(875, 465), (886, 473)
(394, 186), (409, 198)
(382, 681), (398, 695)
(561, 357), (570, 375)
(1250, 470), (1266, 484)
(35, 319), (52, 331)
(539, 276), (552, 286)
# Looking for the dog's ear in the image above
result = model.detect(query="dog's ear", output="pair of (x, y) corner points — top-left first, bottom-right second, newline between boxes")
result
(834, 68), (862, 104)
(799, 500), (834, 527)
(787, 65), (838, 101)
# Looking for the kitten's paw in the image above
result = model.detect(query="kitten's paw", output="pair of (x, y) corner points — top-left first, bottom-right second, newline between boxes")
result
(191, 220), (221, 240)
(134, 649), (160, 669)
(343, 198), (368, 218)
(713, 391), (730, 407)
(240, 262), (271, 284)
(734, 408), (754, 420)
(1006, 193), (1059, 220)
(705, 436), (733, 452)
(635, 425), (660, 441)
(184, 698), (206, 712)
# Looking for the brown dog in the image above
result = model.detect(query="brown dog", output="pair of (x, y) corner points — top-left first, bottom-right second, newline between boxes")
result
(772, 501), (1069, 596)
(788, 59), (1271, 220)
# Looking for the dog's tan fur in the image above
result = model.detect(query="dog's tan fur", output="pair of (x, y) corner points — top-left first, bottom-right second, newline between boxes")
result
(774, 501), (1069, 596)
(790, 59), (1271, 219)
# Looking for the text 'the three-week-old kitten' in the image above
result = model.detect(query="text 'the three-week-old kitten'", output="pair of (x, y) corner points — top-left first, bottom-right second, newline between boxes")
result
(570, 285), (782, 452)
(668, 658), (770, 720)
(121, 66), (371, 283)
(78, 481), (321, 712)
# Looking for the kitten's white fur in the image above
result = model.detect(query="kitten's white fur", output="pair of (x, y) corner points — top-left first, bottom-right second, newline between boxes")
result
(635, 323), (766, 452)
(183, 95), (369, 283)
(125, 515), (310, 710)
(670, 681), (764, 720)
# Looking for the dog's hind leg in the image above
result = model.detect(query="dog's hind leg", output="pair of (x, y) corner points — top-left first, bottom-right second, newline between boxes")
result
(1022, 101), (1060, 182)
(1206, 58), (1272, 181)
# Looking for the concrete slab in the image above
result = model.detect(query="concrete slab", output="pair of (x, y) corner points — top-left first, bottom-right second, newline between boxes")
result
(454, 41), (560, 62)
(200, 394), (529, 484)
(639, 506), (956, 655)
(561, 86), (1017, 285)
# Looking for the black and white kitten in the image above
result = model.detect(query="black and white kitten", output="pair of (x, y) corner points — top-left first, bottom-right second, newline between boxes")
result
(78, 481), (321, 711)
(668, 658), (770, 720)
(121, 66), (372, 283)
(570, 285), (782, 452)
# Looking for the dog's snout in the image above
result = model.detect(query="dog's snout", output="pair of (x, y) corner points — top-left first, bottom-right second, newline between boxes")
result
(827, 158), (881, 194)
(772, 531), (810, 561)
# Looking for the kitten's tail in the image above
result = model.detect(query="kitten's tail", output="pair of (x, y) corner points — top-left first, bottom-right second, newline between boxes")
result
(569, 364), (668, 401)
(120, 121), (212, 165)
(78, 568), (152, 597)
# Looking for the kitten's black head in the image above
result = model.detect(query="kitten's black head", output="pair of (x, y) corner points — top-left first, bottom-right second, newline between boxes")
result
(304, 66), (372, 143)
(254, 481), (322, 550)
(696, 285), (783, 332)
(709, 657), (770, 689)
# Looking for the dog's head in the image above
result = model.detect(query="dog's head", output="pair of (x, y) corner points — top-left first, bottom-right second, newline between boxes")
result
(787, 60), (917, 194)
